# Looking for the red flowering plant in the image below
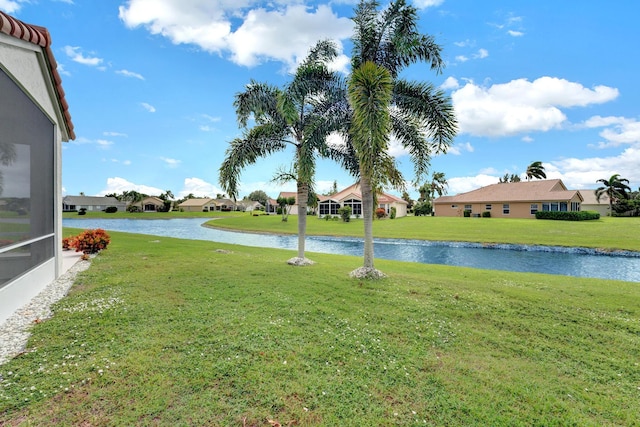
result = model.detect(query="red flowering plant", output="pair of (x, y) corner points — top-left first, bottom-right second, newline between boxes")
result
(71, 228), (111, 254)
(62, 236), (76, 250)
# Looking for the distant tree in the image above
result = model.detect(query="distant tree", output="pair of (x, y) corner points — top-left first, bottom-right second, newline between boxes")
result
(596, 174), (631, 215)
(499, 173), (521, 183)
(325, 180), (339, 196)
(526, 161), (546, 181)
(0, 141), (17, 195)
(247, 190), (269, 206)
(277, 196), (296, 221)
(401, 190), (413, 210)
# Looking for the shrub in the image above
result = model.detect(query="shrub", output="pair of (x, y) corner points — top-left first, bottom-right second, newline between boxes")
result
(324, 214), (332, 221)
(413, 202), (431, 216)
(482, 211), (491, 218)
(338, 206), (352, 222)
(104, 206), (118, 213)
(127, 205), (141, 213)
(62, 236), (76, 250)
(72, 228), (111, 254)
(390, 206), (396, 219)
(535, 210), (600, 221)
(78, 208), (87, 216)
(463, 209), (472, 217)
(375, 208), (386, 219)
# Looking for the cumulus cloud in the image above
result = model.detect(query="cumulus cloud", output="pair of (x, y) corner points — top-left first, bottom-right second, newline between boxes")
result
(412, 0), (444, 9)
(161, 157), (181, 168)
(452, 77), (619, 137)
(118, 0), (353, 70)
(63, 46), (104, 67)
(98, 177), (164, 196)
(508, 30), (524, 37)
(104, 131), (128, 137)
(448, 142), (474, 155)
(447, 174), (504, 194)
(0, 0), (22, 13)
(179, 177), (224, 198)
(583, 116), (640, 148)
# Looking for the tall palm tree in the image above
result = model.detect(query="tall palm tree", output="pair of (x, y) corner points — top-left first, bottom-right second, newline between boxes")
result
(596, 174), (631, 215)
(219, 40), (342, 264)
(526, 161), (546, 181)
(345, 0), (457, 278)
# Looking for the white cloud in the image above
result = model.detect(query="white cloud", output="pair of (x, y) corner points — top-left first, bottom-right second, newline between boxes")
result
(0, 0), (22, 13)
(521, 136), (534, 142)
(96, 139), (114, 149)
(440, 76), (460, 90)
(448, 142), (474, 155)
(161, 157), (181, 168)
(455, 55), (468, 63)
(68, 137), (113, 148)
(63, 46), (104, 66)
(119, 1), (353, 70)
(97, 177), (164, 196)
(179, 177), (224, 198)
(452, 77), (619, 137)
(447, 174), (503, 194)
(413, 0), (444, 9)
(117, 69), (145, 80)
(582, 116), (640, 148)
(454, 39), (474, 48)
(57, 63), (71, 77)
(508, 30), (524, 37)
(474, 48), (488, 59)
(141, 102), (156, 113)
(104, 131), (128, 137)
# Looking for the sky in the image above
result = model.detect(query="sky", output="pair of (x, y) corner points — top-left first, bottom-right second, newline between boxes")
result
(3, 0), (640, 200)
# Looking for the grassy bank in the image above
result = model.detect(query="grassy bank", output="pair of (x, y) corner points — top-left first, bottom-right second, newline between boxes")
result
(206, 214), (640, 252)
(1, 230), (638, 425)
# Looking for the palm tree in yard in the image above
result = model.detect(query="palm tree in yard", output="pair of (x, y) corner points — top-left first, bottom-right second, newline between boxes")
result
(345, 0), (457, 278)
(596, 173), (631, 215)
(526, 161), (546, 181)
(219, 40), (342, 265)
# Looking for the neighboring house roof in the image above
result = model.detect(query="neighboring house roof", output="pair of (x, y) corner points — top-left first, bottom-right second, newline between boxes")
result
(63, 195), (121, 205)
(140, 196), (164, 205)
(330, 183), (408, 205)
(0, 11), (75, 140)
(178, 198), (214, 207)
(434, 179), (582, 204)
(579, 189), (609, 205)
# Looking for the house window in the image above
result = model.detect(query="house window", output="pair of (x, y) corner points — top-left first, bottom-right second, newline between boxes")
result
(343, 198), (362, 216)
(542, 202), (550, 211)
(464, 204), (472, 210)
(319, 200), (340, 216)
(451, 204), (458, 209)
(503, 204), (510, 215)
(485, 204), (492, 211)
(550, 202), (559, 211)
(560, 202), (568, 212)
(571, 202), (580, 211)
(530, 204), (538, 215)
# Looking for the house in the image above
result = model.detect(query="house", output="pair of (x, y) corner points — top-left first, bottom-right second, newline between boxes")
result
(236, 200), (264, 212)
(178, 198), (217, 212)
(318, 183), (408, 218)
(433, 179), (583, 219)
(63, 195), (127, 212)
(212, 198), (237, 211)
(579, 190), (610, 217)
(132, 196), (166, 212)
(0, 12), (75, 323)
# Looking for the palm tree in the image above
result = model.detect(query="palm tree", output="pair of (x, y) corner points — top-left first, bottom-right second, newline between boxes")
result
(345, 0), (457, 278)
(596, 174), (631, 215)
(526, 161), (546, 181)
(219, 40), (343, 264)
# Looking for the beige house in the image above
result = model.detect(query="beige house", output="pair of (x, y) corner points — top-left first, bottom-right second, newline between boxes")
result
(1, 12), (75, 323)
(317, 183), (408, 218)
(433, 179), (583, 219)
(130, 196), (165, 212)
(178, 198), (217, 212)
(579, 190), (610, 217)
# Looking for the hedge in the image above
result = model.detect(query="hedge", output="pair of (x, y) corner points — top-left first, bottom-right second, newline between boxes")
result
(535, 210), (600, 221)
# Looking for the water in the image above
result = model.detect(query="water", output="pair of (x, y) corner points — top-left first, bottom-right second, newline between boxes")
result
(63, 218), (640, 282)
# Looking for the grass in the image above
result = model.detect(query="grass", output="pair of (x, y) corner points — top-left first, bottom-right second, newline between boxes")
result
(1, 229), (638, 426)
(62, 210), (246, 220)
(206, 214), (640, 252)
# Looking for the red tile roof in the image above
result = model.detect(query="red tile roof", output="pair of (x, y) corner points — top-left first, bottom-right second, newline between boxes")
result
(0, 11), (75, 140)
(434, 179), (582, 204)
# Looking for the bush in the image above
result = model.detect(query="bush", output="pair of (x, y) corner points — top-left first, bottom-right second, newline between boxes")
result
(104, 206), (118, 213)
(375, 208), (386, 219)
(62, 236), (75, 250)
(413, 202), (431, 216)
(70, 228), (111, 254)
(535, 210), (600, 221)
(390, 206), (396, 219)
(78, 208), (87, 216)
(338, 206), (352, 222)
(482, 211), (491, 218)
(324, 214), (332, 221)
(127, 205), (141, 213)
(463, 209), (472, 217)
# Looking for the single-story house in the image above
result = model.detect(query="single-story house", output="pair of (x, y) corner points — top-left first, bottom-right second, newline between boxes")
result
(178, 198), (217, 212)
(212, 198), (238, 211)
(63, 195), (127, 212)
(433, 179), (583, 219)
(0, 12), (75, 323)
(236, 200), (264, 212)
(318, 183), (408, 218)
(131, 196), (165, 212)
(578, 189), (610, 217)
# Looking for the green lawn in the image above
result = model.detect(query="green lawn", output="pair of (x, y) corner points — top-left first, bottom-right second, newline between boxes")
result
(1, 230), (638, 426)
(206, 214), (640, 252)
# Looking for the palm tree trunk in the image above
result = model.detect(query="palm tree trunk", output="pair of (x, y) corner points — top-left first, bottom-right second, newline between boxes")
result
(296, 181), (308, 259)
(360, 175), (375, 270)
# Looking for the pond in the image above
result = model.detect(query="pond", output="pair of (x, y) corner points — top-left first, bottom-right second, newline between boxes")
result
(63, 218), (640, 282)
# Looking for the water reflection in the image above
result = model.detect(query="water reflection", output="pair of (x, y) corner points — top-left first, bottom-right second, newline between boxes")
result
(62, 218), (640, 282)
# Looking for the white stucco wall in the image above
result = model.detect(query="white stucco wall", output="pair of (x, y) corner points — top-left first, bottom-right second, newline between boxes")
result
(0, 33), (66, 324)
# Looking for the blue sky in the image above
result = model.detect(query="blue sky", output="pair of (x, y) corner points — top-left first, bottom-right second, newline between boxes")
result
(3, 0), (639, 200)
